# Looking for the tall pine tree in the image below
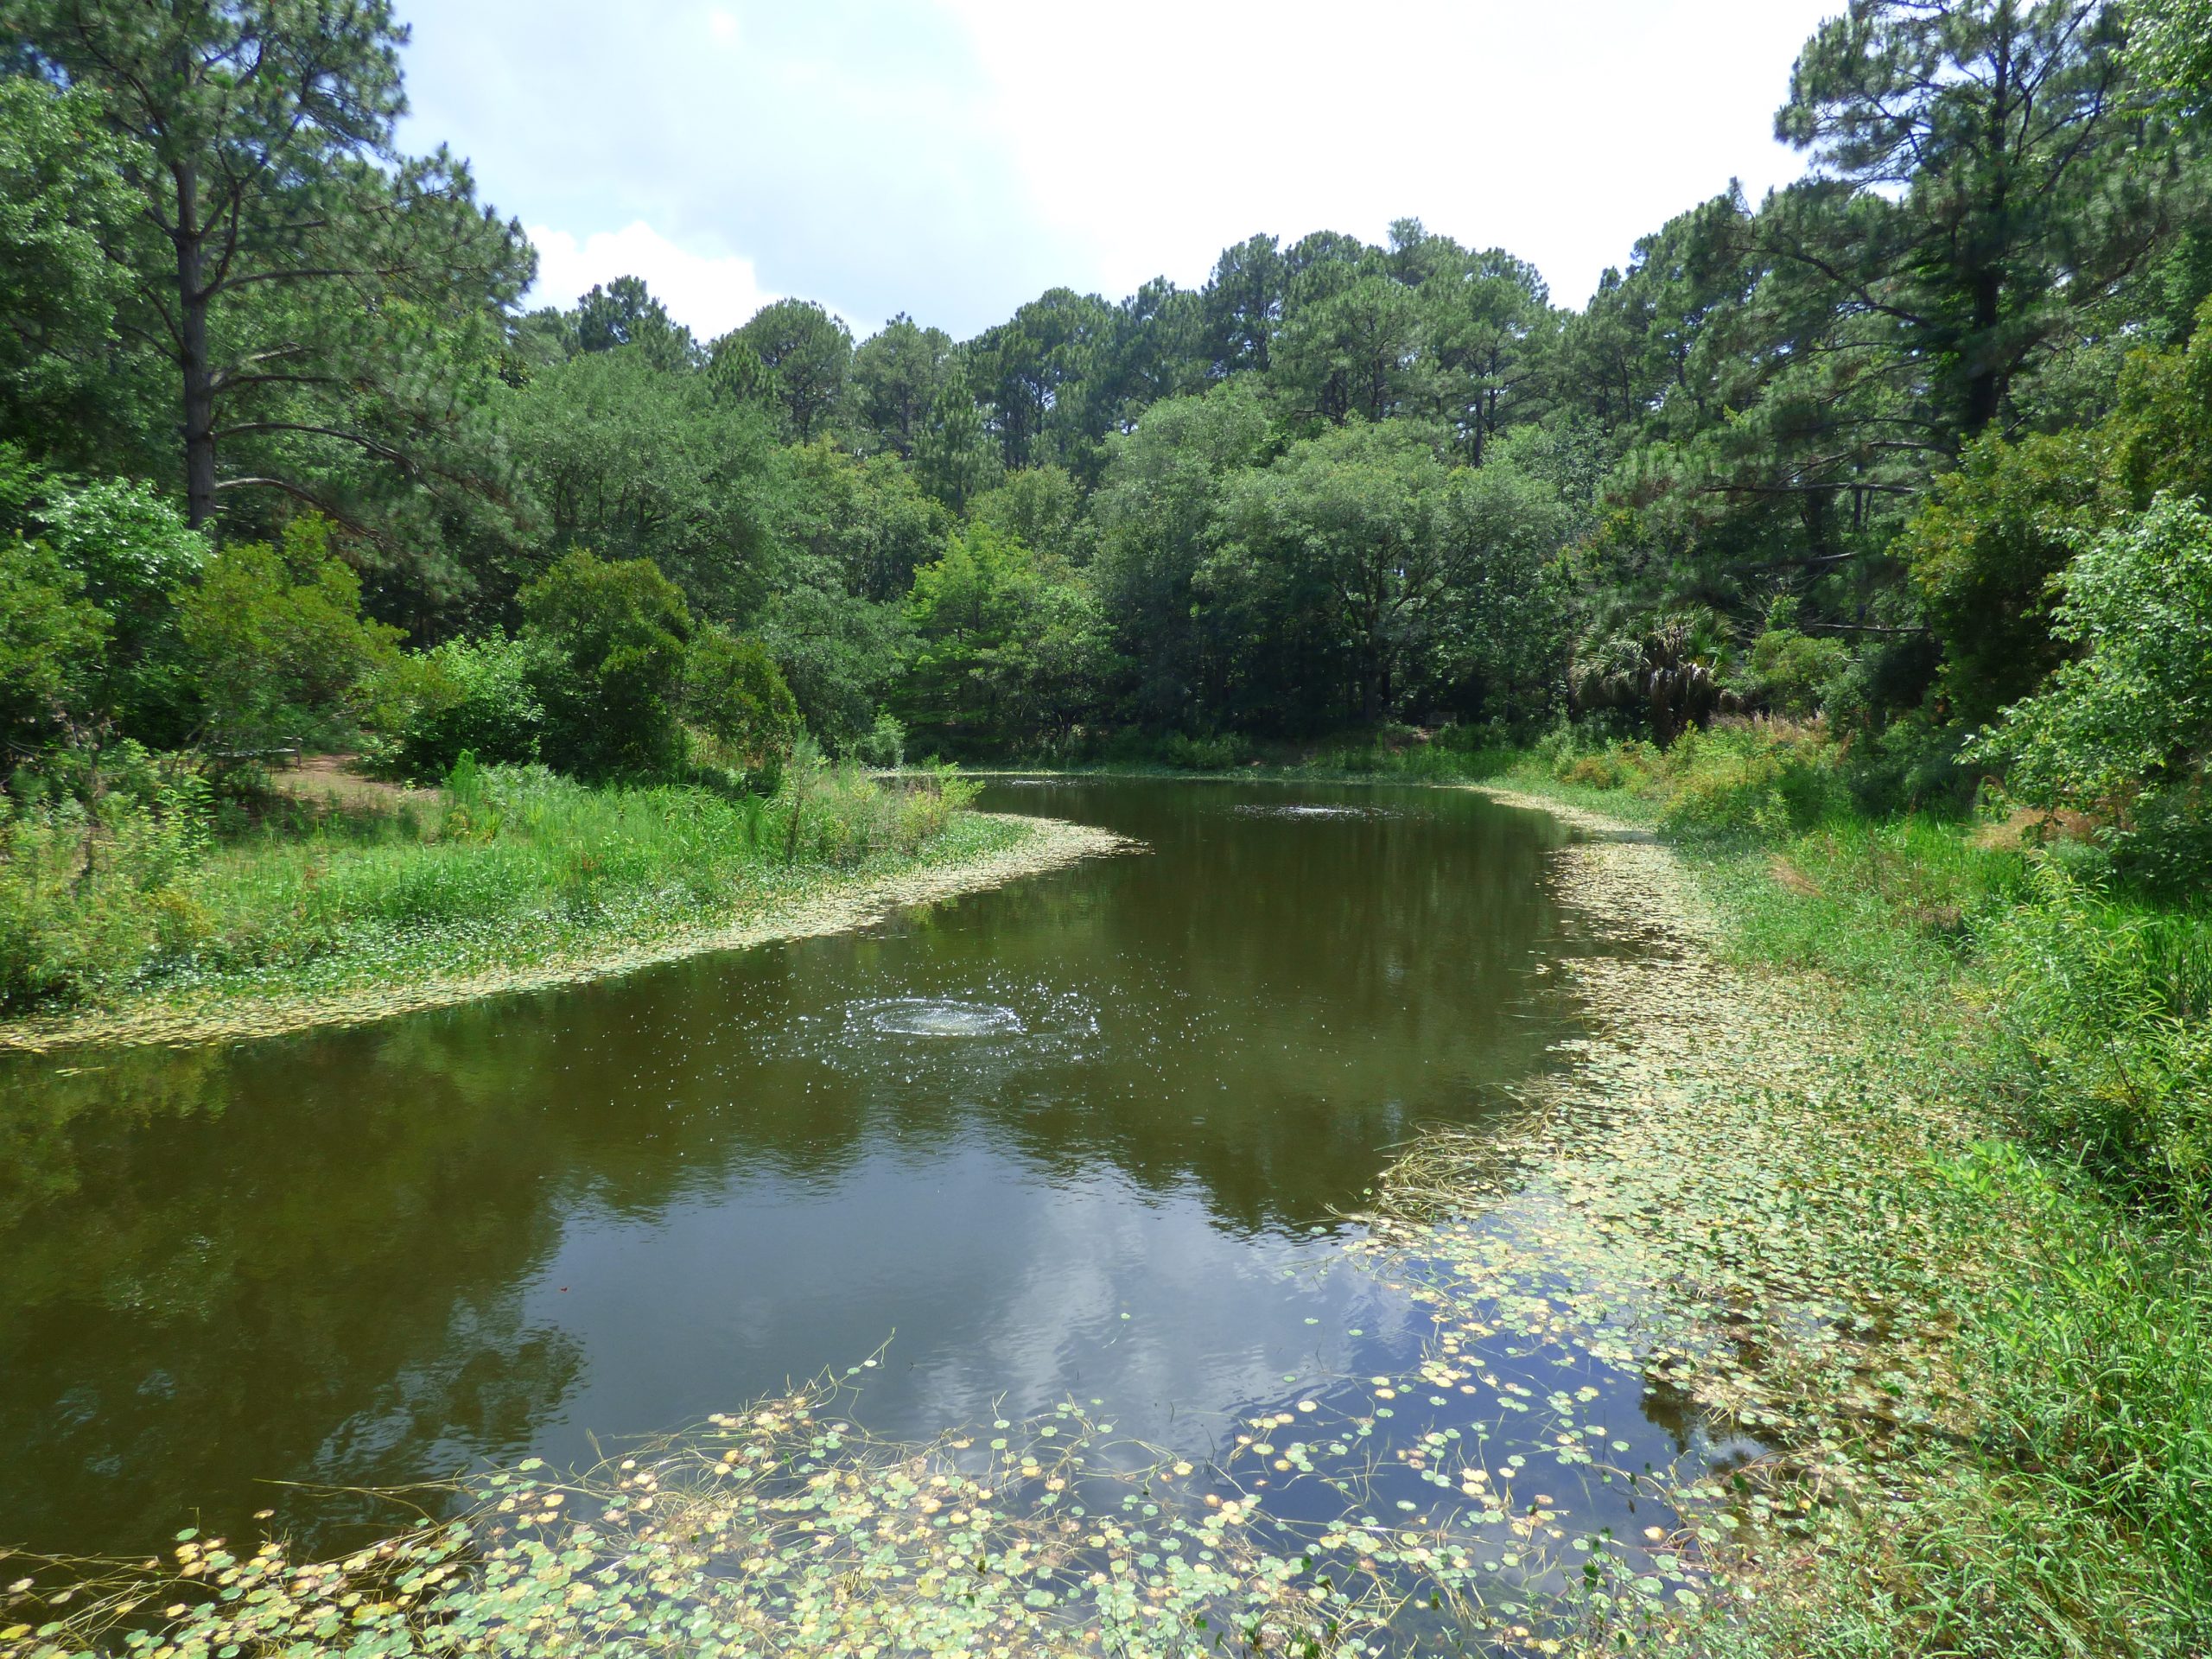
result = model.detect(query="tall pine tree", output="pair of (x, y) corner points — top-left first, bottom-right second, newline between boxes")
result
(3, 0), (531, 530)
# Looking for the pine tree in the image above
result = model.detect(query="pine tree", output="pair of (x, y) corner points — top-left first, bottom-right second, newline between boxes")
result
(4, 0), (532, 528)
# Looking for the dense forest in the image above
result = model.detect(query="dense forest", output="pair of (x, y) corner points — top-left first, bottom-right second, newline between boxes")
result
(3, 0), (2212, 860)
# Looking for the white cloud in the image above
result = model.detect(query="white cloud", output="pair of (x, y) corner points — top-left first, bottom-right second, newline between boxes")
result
(410, 0), (1849, 334)
(933, 0), (1841, 308)
(524, 220), (778, 340)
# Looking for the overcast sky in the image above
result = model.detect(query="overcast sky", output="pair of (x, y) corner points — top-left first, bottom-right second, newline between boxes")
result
(396, 0), (1843, 343)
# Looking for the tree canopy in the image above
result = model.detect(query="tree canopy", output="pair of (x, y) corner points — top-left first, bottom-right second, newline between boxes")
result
(0, 0), (2207, 819)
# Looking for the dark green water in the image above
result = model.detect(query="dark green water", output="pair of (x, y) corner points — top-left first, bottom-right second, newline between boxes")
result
(0, 779), (1705, 1567)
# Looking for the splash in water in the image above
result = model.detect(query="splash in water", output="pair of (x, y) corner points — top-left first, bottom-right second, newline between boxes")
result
(1231, 804), (1393, 821)
(861, 998), (1027, 1039)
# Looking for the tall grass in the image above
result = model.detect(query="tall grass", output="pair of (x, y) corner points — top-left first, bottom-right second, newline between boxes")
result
(1534, 719), (1849, 836)
(0, 758), (992, 1017)
(1579, 727), (2212, 1658)
(1986, 869), (2212, 1212)
(0, 772), (210, 1011)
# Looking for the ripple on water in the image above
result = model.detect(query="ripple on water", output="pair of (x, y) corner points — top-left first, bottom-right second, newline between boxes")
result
(765, 984), (1107, 1079)
(861, 998), (1026, 1039)
(1230, 804), (1395, 821)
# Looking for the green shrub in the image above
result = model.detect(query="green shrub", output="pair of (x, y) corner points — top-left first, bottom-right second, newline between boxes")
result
(1897, 428), (2104, 726)
(32, 474), (207, 744)
(0, 757), (211, 1011)
(1974, 493), (2212, 890)
(0, 452), (210, 748)
(1748, 627), (1851, 718)
(1089, 728), (1254, 771)
(1651, 723), (1844, 837)
(1532, 722), (1860, 830)
(519, 550), (693, 780)
(1838, 710), (1976, 815)
(900, 523), (1112, 754)
(855, 711), (906, 769)
(683, 626), (799, 794)
(0, 532), (108, 743)
(178, 516), (404, 757)
(1376, 741), (1484, 780)
(1156, 731), (1249, 771)
(752, 582), (912, 752)
(1556, 748), (1637, 790)
(396, 634), (544, 779)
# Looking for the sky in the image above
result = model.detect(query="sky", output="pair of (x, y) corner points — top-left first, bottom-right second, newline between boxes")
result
(395, 0), (1844, 344)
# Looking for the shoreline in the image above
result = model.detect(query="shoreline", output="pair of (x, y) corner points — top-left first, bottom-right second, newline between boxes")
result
(3, 778), (1770, 1656)
(0, 813), (1134, 1057)
(1354, 773), (1980, 1636)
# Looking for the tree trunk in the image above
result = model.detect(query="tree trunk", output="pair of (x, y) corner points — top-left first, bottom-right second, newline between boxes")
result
(1964, 265), (2004, 436)
(1965, 7), (2015, 439)
(175, 163), (218, 529)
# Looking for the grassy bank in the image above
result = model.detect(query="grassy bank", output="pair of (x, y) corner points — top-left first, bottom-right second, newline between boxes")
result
(1434, 734), (2212, 1658)
(0, 760), (1110, 1052)
(1690, 839), (2209, 1657)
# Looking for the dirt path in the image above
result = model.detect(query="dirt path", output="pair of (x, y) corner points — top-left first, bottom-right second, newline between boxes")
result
(263, 753), (439, 815)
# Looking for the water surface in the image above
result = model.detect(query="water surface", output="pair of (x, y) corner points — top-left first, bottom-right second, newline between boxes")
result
(0, 779), (1707, 1566)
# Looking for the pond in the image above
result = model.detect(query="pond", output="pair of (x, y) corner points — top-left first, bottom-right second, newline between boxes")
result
(0, 779), (1737, 1595)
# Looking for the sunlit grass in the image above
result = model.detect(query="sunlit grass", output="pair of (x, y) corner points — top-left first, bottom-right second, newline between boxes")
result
(1480, 747), (2212, 1658)
(2, 761), (1011, 1027)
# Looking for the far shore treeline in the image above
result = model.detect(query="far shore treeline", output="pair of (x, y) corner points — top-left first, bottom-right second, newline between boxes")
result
(4, 0), (2212, 922)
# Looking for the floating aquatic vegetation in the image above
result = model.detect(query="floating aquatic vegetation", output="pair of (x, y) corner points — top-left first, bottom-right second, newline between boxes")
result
(1345, 813), (1987, 1643)
(0, 1346), (1724, 1659)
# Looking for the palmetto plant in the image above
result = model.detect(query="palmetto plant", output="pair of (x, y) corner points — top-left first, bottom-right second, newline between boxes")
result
(1570, 607), (1739, 744)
